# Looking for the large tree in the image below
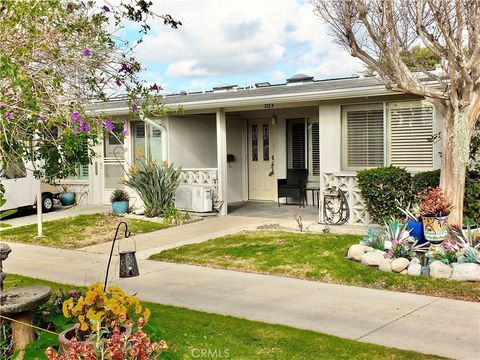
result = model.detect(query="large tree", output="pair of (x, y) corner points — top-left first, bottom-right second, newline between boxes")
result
(312, 0), (480, 224)
(0, 0), (180, 235)
(0, 0), (180, 180)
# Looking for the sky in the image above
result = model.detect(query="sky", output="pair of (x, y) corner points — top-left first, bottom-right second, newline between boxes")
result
(130, 0), (364, 94)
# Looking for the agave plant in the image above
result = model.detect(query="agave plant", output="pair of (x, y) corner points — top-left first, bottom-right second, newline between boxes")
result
(383, 219), (428, 258)
(449, 224), (480, 264)
(124, 157), (182, 218)
(360, 227), (385, 250)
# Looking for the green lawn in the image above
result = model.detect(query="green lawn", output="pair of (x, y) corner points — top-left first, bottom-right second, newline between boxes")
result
(150, 231), (480, 302)
(0, 213), (167, 249)
(3, 274), (445, 360)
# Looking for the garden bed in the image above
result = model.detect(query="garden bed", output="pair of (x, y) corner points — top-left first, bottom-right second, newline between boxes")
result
(149, 231), (480, 301)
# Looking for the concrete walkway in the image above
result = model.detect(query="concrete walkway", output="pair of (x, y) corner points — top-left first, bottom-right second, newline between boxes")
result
(3, 239), (479, 360)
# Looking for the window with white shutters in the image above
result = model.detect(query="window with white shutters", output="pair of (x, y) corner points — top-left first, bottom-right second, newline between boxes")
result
(388, 102), (434, 170)
(342, 104), (385, 169)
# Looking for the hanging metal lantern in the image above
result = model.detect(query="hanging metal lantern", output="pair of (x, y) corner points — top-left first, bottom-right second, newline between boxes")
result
(119, 245), (139, 278)
(104, 221), (139, 291)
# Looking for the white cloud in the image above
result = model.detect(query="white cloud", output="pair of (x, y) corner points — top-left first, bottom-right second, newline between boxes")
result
(133, 0), (362, 91)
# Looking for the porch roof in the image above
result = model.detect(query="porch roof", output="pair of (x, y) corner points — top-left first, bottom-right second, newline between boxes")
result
(88, 75), (401, 115)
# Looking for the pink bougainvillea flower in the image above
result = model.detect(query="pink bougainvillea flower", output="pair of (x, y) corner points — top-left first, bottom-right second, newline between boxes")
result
(0, 102), (6, 107)
(6, 111), (13, 120)
(82, 48), (91, 57)
(115, 79), (122, 87)
(102, 5), (110, 12)
(150, 83), (159, 91)
(66, 3), (73, 11)
(73, 129), (80, 135)
(131, 103), (138, 111)
(70, 111), (80, 122)
(104, 118), (114, 132)
(79, 119), (90, 132)
(1, 6), (6, 12)
(122, 129), (129, 136)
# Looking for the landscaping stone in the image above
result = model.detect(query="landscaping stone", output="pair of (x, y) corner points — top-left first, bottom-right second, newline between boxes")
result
(429, 261), (453, 279)
(391, 258), (410, 273)
(451, 263), (480, 282)
(400, 270), (408, 275)
(347, 245), (373, 261)
(378, 258), (392, 272)
(361, 250), (385, 266)
(407, 258), (422, 276)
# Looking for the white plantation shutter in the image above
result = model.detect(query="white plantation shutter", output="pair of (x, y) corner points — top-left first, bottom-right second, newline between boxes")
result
(388, 102), (434, 170)
(311, 122), (320, 176)
(343, 105), (384, 169)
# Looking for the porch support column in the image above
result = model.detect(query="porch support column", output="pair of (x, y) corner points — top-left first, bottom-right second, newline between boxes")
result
(318, 104), (324, 223)
(216, 109), (228, 215)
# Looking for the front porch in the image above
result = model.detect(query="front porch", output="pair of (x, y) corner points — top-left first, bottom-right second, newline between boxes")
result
(169, 103), (370, 225)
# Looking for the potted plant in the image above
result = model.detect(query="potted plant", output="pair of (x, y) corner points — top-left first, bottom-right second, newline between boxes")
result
(397, 203), (426, 245)
(59, 185), (75, 206)
(419, 187), (453, 244)
(110, 189), (130, 215)
(59, 283), (150, 350)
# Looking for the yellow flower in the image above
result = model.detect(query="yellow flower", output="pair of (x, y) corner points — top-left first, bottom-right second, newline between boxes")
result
(143, 308), (151, 322)
(162, 160), (168, 167)
(129, 164), (140, 174)
(62, 298), (73, 318)
(135, 303), (142, 315)
(135, 148), (143, 160)
(80, 321), (89, 331)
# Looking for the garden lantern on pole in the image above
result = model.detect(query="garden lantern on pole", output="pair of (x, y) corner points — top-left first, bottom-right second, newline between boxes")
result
(104, 221), (139, 291)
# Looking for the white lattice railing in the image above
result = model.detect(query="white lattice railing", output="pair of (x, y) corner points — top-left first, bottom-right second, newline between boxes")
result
(179, 168), (218, 191)
(321, 173), (369, 225)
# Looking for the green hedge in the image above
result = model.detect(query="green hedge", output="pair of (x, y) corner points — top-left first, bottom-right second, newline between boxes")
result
(412, 169), (440, 195)
(358, 167), (479, 224)
(464, 171), (480, 223)
(357, 166), (414, 224)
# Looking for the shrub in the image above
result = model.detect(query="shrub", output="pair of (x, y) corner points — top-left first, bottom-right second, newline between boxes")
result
(110, 189), (130, 203)
(464, 171), (480, 223)
(162, 206), (190, 226)
(357, 166), (414, 223)
(412, 169), (440, 195)
(124, 156), (182, 218)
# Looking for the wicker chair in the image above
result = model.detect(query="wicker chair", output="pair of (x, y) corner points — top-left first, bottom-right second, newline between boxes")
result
(277, 169), (308, 207)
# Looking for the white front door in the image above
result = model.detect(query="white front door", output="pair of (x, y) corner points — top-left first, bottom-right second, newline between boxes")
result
(248, 119), (276, 200)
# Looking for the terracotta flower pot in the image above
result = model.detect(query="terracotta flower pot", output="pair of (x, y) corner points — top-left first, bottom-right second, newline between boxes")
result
(422, 215), (449, 244)
(58, 325), (130, 354)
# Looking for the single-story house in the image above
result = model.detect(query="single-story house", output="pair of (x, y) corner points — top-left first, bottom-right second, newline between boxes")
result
(63, 74), (443, 225)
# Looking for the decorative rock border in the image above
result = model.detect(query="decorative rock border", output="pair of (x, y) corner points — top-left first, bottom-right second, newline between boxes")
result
(347, 244), (480, 282)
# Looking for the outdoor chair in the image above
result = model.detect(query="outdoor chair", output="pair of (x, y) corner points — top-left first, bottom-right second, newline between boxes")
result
(277, 169), (308, 207)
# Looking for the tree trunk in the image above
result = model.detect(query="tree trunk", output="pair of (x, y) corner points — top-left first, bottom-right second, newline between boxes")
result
(439, 107), (467, 225)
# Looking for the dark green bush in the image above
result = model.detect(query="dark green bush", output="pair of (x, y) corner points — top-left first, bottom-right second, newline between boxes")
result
(357, 166), (414, 223)
(412, 169), (440, 195)
(464, 171), (480, 223)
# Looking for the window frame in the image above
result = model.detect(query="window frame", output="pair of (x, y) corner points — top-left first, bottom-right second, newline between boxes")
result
(341, 103), (386, 171)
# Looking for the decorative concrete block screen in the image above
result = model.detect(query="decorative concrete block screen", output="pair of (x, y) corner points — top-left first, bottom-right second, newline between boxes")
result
(321, 173), (369, 225)
(62, 183), (90, 205)
(179, 168), (218, 192)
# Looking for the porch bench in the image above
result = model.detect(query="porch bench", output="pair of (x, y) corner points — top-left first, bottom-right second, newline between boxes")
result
(277, 169), (308, 207)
